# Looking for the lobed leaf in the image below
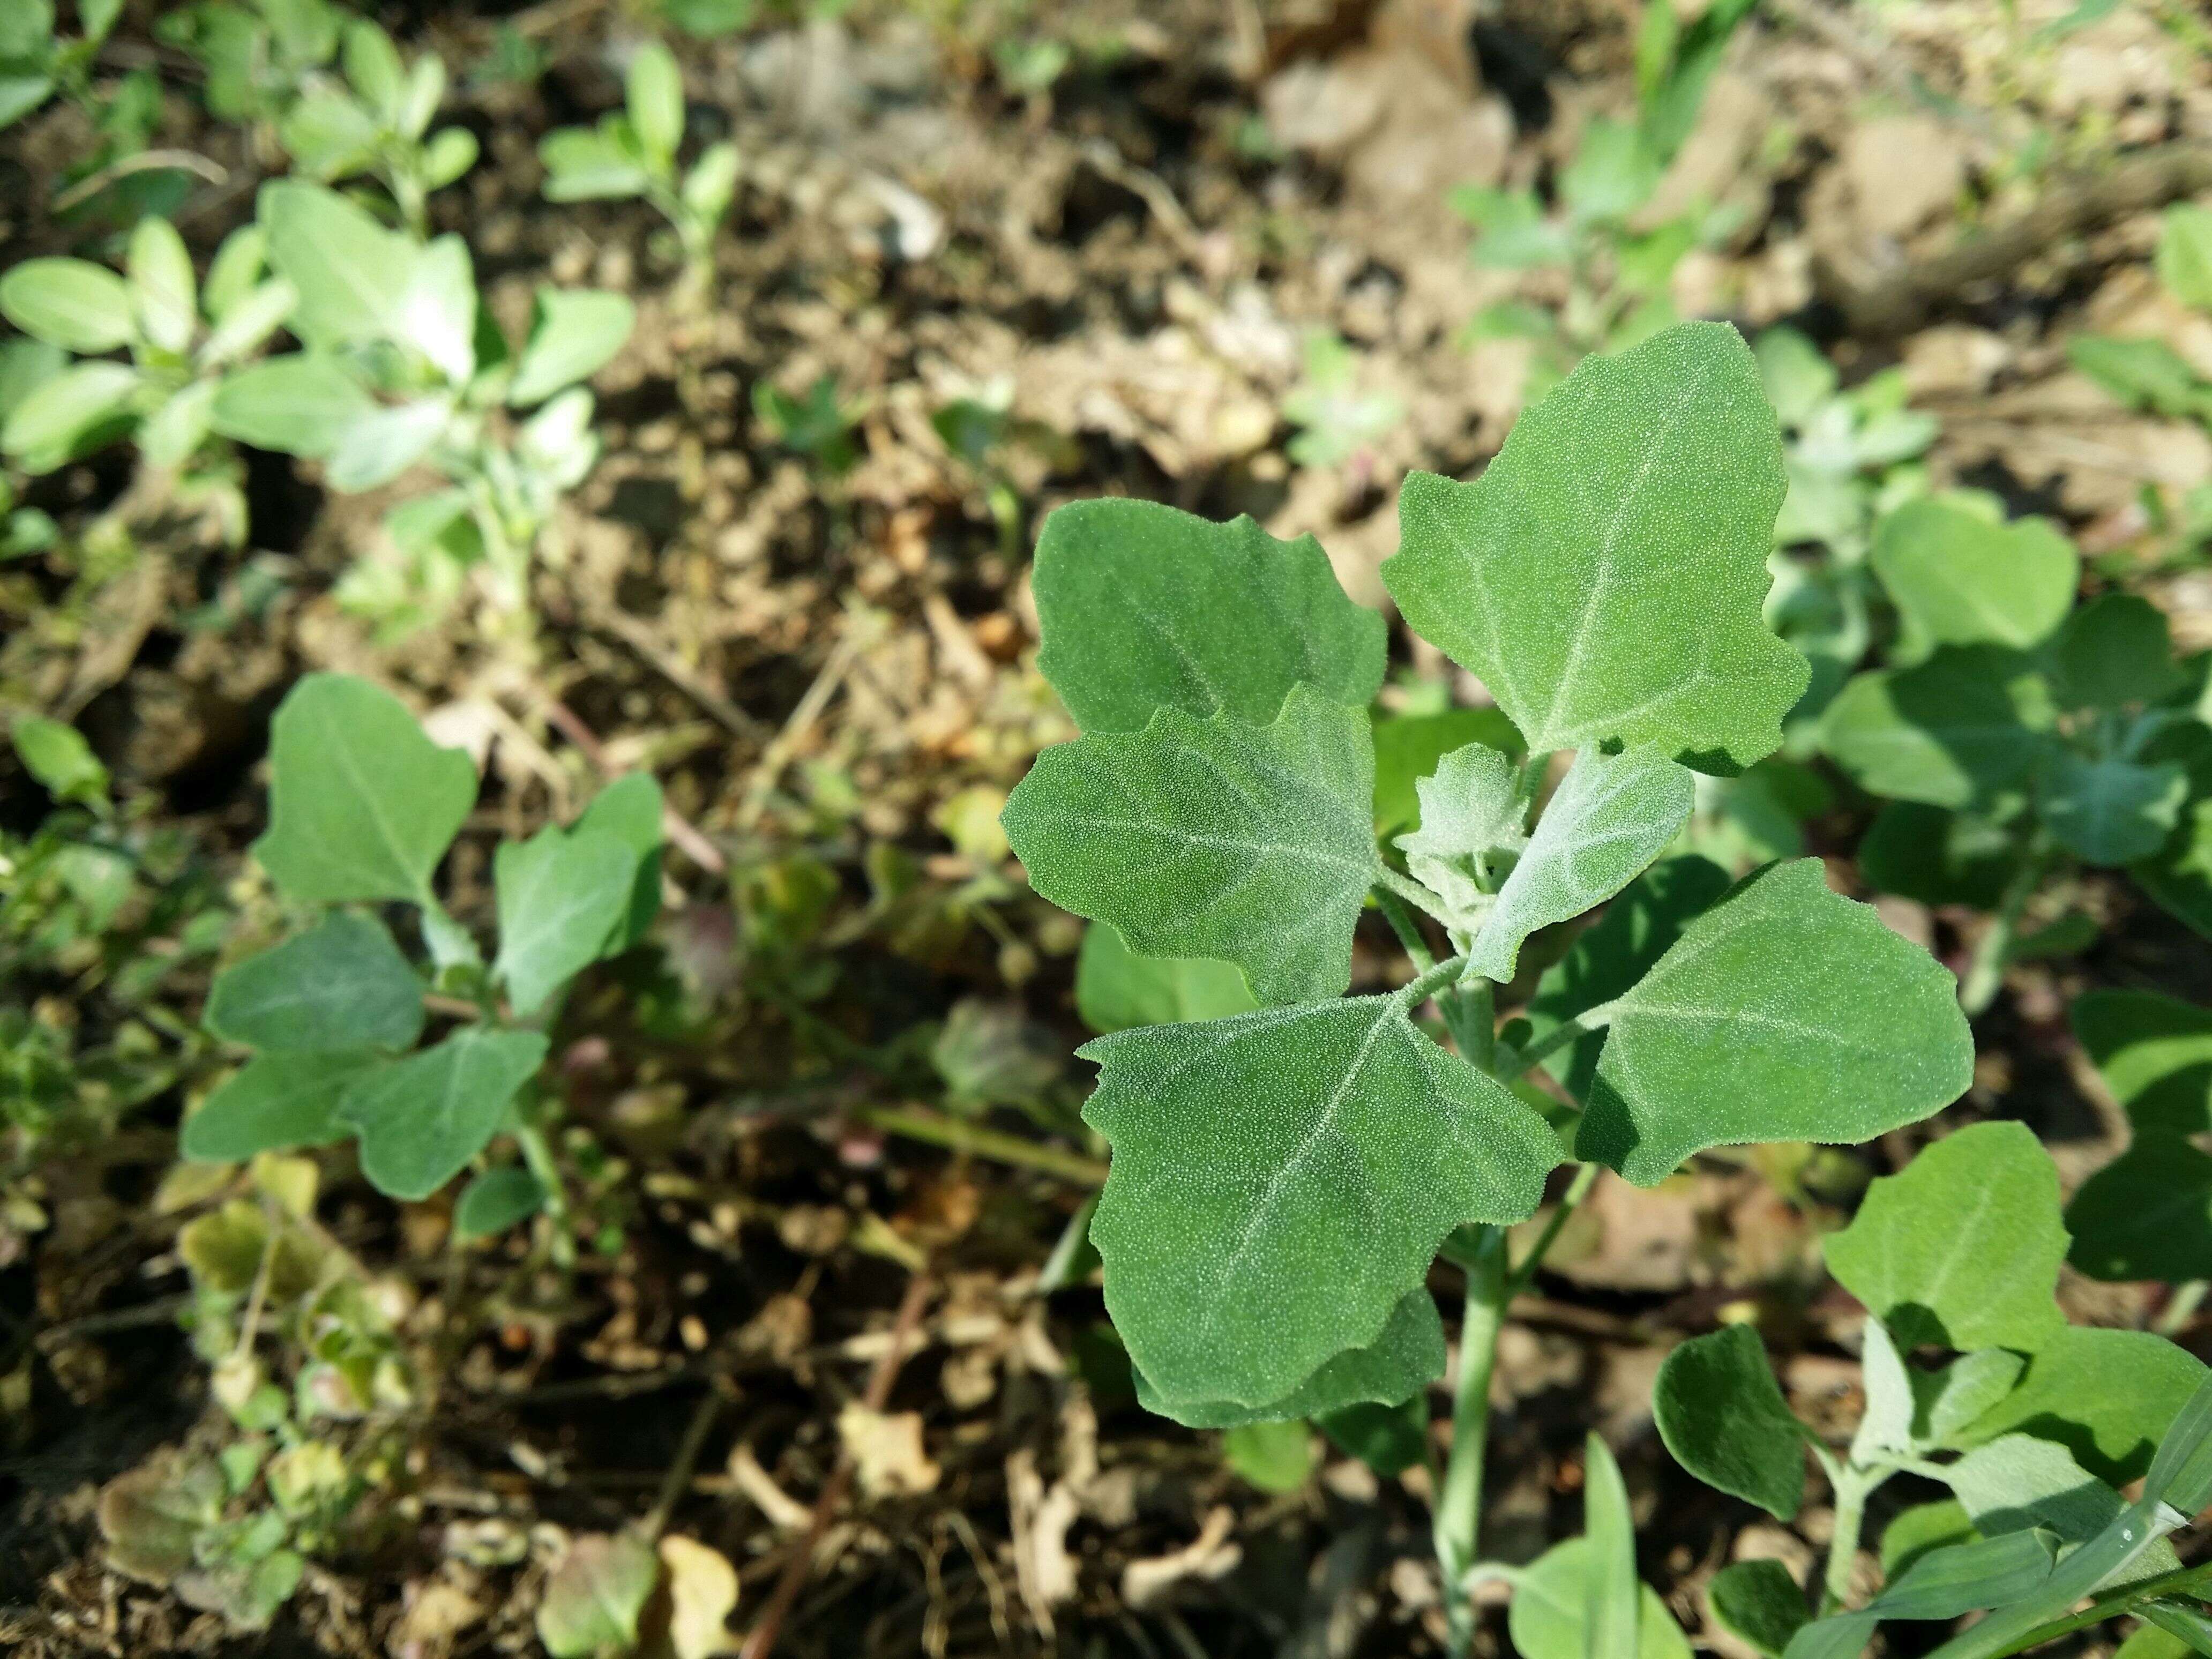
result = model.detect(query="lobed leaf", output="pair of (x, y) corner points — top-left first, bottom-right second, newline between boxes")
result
(2068, 1141), (2212, 1283)
(1576, 859), (1973, 1185)
(1823, 1122), (2067, 1354)
(1372, 706), (1524, 835)
(1001, 683), (1377, 1006)
(2074, 990), (2212, 1135)
(182, 1051), (386, 1162)
(1073, 921), (1256, 1034)
(205, 912), (424, 1052)
(1653, 1324), (1805, 1520)
(1821, 647), (2054, 810)
(1869, 499), (2079, 654)
(573, 772), (665, 952)
(1133, 1288), (1445, 1428)
(1082, 995), (1556, 1408)
(1960, 1327), (2210, 1486)
(1393, 738), (1526, 925)
(492, 826), (639, 1016)
(1382, 322), (1803, 772)
(1945, 1434), (2178, 1589)
(337, 1027), (549, 1201)
(1030, 499), (1387, 734)
(2040, 752), (2187, 867)
(2047, 594), (2185, 712)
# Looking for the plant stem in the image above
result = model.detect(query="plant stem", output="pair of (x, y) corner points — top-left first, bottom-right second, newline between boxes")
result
(1373, 886), (1437, 972)
(1960, 838), (2050, 1017)
(1374, 862), (1450, 917)
(1501, 1000), (1619, 1081)
(1436, 1225), (1508, 1657)
(1501, 1163), (1598, 1304)
(2156, 1279), (2209, 1336)
(1821, 1465), (1879, 1614)
(852, 1103), (1109, 1186)
(511, 1114), (575, 1268)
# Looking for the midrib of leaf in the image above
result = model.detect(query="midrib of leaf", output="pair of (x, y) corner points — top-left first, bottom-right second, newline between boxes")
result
(1407, 479), (1526, 718)
(325, 712), (433, 901)
(1914, 551), (2019, 640)
(1125, 586), (1234, 714)
(1537, 368), (1709, 751)
(504, 847), (610, 971)
(1914, 1175), (2001, 1325)
(1621, 1002), (1890, 1055)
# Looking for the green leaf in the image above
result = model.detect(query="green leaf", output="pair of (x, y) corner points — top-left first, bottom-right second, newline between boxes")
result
(1507, 1538), (1692, 1659)
(1961, 1327), (2210, 1486)
(1755, 326), (1837, 427)
(453, 1166), (546, 1240)
(492, 826), (639, 1016)
(1134, 1287), (1445, 1428)
(1859, 802), (2021, 909)
(1074, 921), (1257, 1034)
(1081, 995), (1556, 1408)
(537, 1532), (659, 1659)
(572, 772), (664, 952)
(1, 361), (140, 470)
(1526, 855), (1732, 1100)
(1222, 1419), (1316, 1492)
(1653, 1324), (1805, 1520)
(393, 234), (476, 384)
(2068, 1139), (2212, 1283)
(539, 123), (653, 201)
(1466, 748), (1693, 981)
(252, 672), (479, 904)
(1821, 648), (2054, 810)
(139, 380), (216, 470)
(507, 288), (634, 406)
(2046, 594), (2184, 712)
(2142, 1608), (2212, 1658)
(1582, 1432), (1640, 1659)
(1881, 1499), (1977, 1578)
(2069, 334), (2208, 418)
(182, 1051), (385, 1161)
(1707, 1560), (1807, 1659)
(1030, 499), (1387, 734)
(2159, 203), (2212, 310)
(258, 180), (416, 349)
(10, 713), (108, 805)
(1945, 1433), (2178, 1588)
(2040, 752), (2186, 866)
(2117, 1627), (2198, 1659)
(205, 913), (424, 1052)
(626, 40), (685, 163)
(127, 219), (197, 355)
(1915, 1350), (2028, 1448)
(336, 1027), (549, 1201)
(1371, 706), (1524, 834)
(323, 396), (451, 491)
(1576, 859), (1972, 1184)
(1316, 1395), (1429, 1476)
(1873, 1529), (2057, 1618)
(1393, 739), (1527, 924)
(0, 257), (137, 353)
(1001, 683), (1377, 1006)
(2073, 989), (2212, 1136)
(1823, 1122), (2066, 1352)
(1382, 322), (1803, 772)
(1870, 499), (2079, 653)
(339, 18), (403, 117)
(210, 354), (377, 457)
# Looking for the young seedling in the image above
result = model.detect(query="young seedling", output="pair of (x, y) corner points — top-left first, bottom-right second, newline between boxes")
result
(757, 373), (866, 478)
(272, 17), (478, 236)
(0, 0), (122, 132)
(158, 0), (344, 130)
(1659, 1122), (2212, 1658)
(1283, 328), (1403, 470)
(1000, 322), (1975, 1653)
(181, 672), (666, 1256)
(208, 181), (634, 626)
(0, 218), (296, 542)
(537, 40), (738, 305)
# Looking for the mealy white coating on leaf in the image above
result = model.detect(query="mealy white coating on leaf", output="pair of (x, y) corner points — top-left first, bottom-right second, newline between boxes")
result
(1000, 683), (1377, 1005)
(1392, 740), (1525, 928)
(1464, 746), (1693, 982)
(1079, 995), (1557, 1408)
(1382, 322), (1805, 772)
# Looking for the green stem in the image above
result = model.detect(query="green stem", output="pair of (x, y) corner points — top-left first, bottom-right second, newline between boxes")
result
(2156, 1279), (2209, 1337)
(852, 1103), (1110, 1186)
(1821, 1465), (1882, 1615)
(1501, 1163), (1598, 1304)
(1965, 1560), (2212, 1657)
(1436, 1227), (1508, 1657)
(511, 1113), (575, 1268)
(1375, 862), (1449, 917)
(1501, 1000), (1618, 1081)
(1960, 839), (2051, 1017)
(1373, 887), (1438, 973)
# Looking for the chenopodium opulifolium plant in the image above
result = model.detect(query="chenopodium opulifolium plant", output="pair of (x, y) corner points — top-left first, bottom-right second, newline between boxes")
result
(1002, 321), (1974, 1646)
(1816, 489), (2212, 1008)
(1660, 1122), (2212, 1659)
(2063, 988), (2212, 1288)
(182, 672), (663, 1242)
(271, 16), (478, 236)
(209, 181), (633, 625)
(537, 40), (738, 303)
(0, 217), (297, 540)
(156, 0), (342, 130)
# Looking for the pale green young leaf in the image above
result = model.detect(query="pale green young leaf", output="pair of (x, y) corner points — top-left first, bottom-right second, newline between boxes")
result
(393, 235), (476, 385)
(339, 18), (404, 118)
(203, 226), (268, 321)
(682, 141), (739, 222)
(454, 1167), (546, 1240)
(1526, 854), (1732, 1099)
(1000, 683), (1377, 1006)
(1030, 499), (1387, 733)
(1393, 739), (1526, 924)
(572, 772), (664, 952)
(1577, 859), (1972, 1185)
(1961, 1327), (2210, 1486)
(279, 89), (380, 178)
(1221, 1419), (1315, 1492)
(324, 398), (451, 491)
(252, 672), (478, 905)
(1582, 1432), (1640, 1659)
(1870, 498), (2079, 653)
(2040, 753), (2187, 866)
(210, 354), (376, 457)
(537, 1532), (660, 1659)
(627, 40), (685, 163)
(198, 276), (296, 368)
(2068, 1140), (2212, 1284)
(539, 123), (653, 200)
(2069, 334), (2207, 418)
(1382, 322), (1803, 771)
(1466, 748), (1693, 981)
(1081, 996), (1556, 1408)
(508, 289), (635, 406)
(1820, 648), (2054, 810)
(1507, 1539), (1692, 1659)
(1133, 1287), (1444, 1428)
(492, 826), (639, 1015)
(337, 1027), (549, 1200)
(1, 361), (139, 470)
(0, 258), (137, 353)
(1707, 1560), (1807, 1659)
(2047, 594), (2185, 711)
(1372, 706), (1524, 834)
(259, 181), (417, 348)
(183, 1051), (385, 1161)
(139, 380), (216, 470)
(398, 55), (445, 140)
(2116, 1627), (2196, 1659)
(2159, 203), (2212, 310)
(1915, 1350), (2028, 1448)
(205, 913), (423, 1052)
(1824, 1122), (2066, 1353)
(421, 126), (478, 189)
(1853, 1317), (1918, 1464)
(127, 219), (197, 355)
(1074, 921), (1257, 1034)
(1755, 326), (1837, 426)
(10, 713), (108, 805)
(2141, 1609), (2212, 1657)
(1945, 1434), (2179, 1589)
(1653, 1324), (1805, 1520)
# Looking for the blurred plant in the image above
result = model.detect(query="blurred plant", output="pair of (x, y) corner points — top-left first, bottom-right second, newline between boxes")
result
(5, 1), (181, 223)
(208, 182), (632, 626)
(156, 0), (343, 130)
(537, 41), (738, 304)
(272, 17), (477, 235)
(0, 218), (296, 544)
(0, 0), (122, 132)
(1282, 328), (1402, 469)
(756, 372), (865, 477)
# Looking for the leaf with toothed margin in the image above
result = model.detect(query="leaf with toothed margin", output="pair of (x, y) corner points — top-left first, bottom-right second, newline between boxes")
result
(1002, 683), (1377, 1006)
(1392, 739), (1526, 926)
(1133, 1288), (1446, 1428)
(1080, 996), (1558, 1410)
(1575, 858), (1973, 1185)
(1030, 498), (1388, 734)
(1382, 322), (1805, 773)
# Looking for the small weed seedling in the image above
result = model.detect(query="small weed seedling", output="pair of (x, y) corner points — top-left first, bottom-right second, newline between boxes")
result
(209, 182), (633, 627)
(1000, 322), (1976, 1653)
(0, 217), (297, 541)
(181, 671), (666, 1253)
(158, 0), (344, 130)
(537, 40), (739, 305)
(1283, 328), (1403, 470)
(1662, 1123), (2212, 1657)
(0, 0), (122, 132)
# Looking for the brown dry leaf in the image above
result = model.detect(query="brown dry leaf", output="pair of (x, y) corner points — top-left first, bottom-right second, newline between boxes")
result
(392, 1578), (484, 1659)
(1122, 1505), (1242, 1610)
(651, 1536), (739, 1659)
(726, 1445), (811, 1531)
(837, 1404), (941, 1497)
(1006, 1446), (1081, 1637)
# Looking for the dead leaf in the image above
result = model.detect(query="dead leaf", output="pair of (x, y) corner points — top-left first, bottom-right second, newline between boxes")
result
(1122, 1505), (1242, 1610)
(838, 1404), (941, 1497)
(651, 1536), (738, 1659)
